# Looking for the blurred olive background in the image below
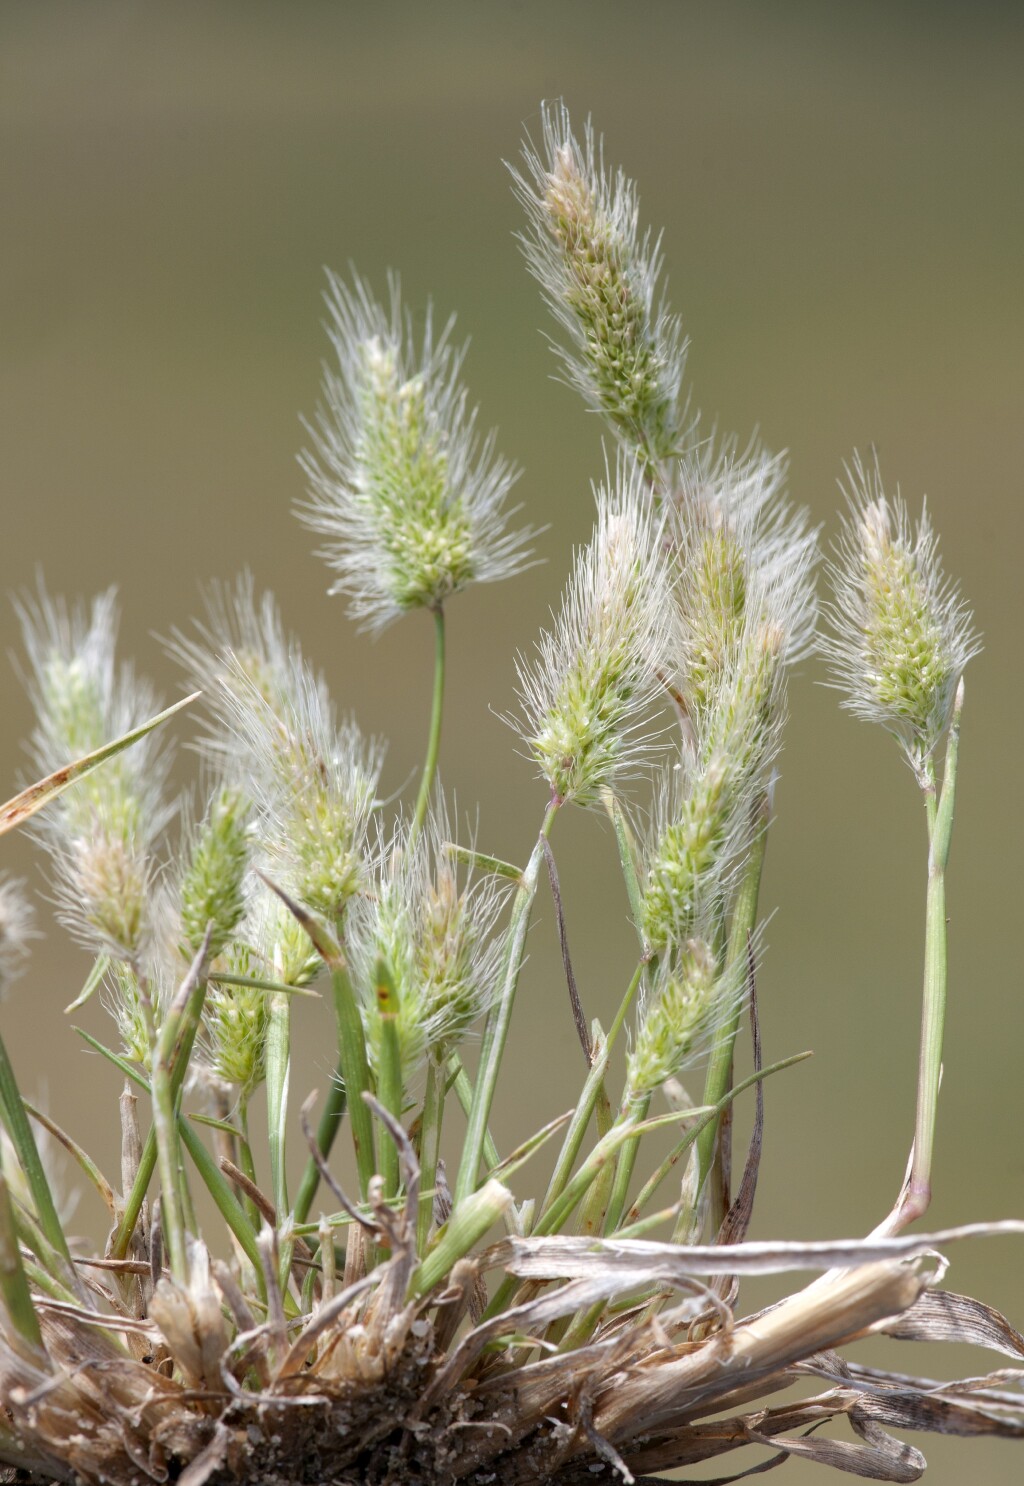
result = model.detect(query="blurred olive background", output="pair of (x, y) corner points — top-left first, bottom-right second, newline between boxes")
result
(2, 3), (1022, 1479)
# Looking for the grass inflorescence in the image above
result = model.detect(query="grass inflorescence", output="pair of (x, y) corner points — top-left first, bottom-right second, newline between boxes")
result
(0, 103), (1020, 1486)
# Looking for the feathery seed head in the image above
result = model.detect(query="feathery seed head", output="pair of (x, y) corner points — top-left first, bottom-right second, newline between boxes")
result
(627, 940), (720, 1098)
(640, 624), (782, 954)
(0, 877), (34, 993)
(103, 960), (154, 1070)
(15, 584), (174, 959)
(178, 785), (250, 960)
(825, 454), (979, 775)
(513, 102), (687, 470)
(351, 807), (505, 1081)
(232, 667), (381, 922)
(168, 577), (302, 732)
(201, 892), (317, 1094)
(202, 954), (269, 1096)
(670, 439), (818, 734)
(516, 460), (675, 806)
(172, 582), (382, 923)
(640, 764), (731, 954)
(74, 830), (150, 952)
(299, 271), (532, 632)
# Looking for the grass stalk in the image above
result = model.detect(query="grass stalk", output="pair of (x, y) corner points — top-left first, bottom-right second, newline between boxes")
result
(449, 1053), (502, 1174)
(373, 956), (403, 1200)
(0, 1031), (73, 1272)
(603, 788), (646, 949)
(900, 682), (963, 1228)
(417, 1056), (445, 1254)
(330, 961), (376, 1201)
(453, 803), (558, 1204)
(696, 794), (770, 1213)
(110, 971), (210, 1260)
(291, 1072), (347, 1226)
(237, 1096), (261, 1229)
(412, 605), (446, 838)
(265, 989), (292, 1221)
(0, 1163), (44, 1352)
(146, 936), (212, 1283)
(149, 1049), (188, 1282)
(412, 1178), (512, 1296)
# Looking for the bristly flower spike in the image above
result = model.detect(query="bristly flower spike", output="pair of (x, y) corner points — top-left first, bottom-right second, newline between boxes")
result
(170, 580), (383, 924)
(0, 877), (34, 994)
(177, 783), (251, 961)
(671, 435), (818, 732)
(15, 583), (174, 960)
(515, 455), (676, 807)
(641, 439), (816, 956)
(298, 270), (534, 633)
(824, 453), (980, 780)
(348, 800), (506, 1083)
(512, 100), (689, 474)
(626, 940), (726, 1100)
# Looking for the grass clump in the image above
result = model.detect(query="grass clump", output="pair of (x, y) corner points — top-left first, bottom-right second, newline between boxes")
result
(0, 103), (1021, 1486)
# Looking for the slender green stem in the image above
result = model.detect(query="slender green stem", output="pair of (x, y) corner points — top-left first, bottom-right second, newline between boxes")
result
(541, 1027), (610, 1219)
(147, 939), (213, 1283)
(576, 1078), (615, 1236)
(449, 1053), (502, 1173)
(602, 1092), (649, 1235)
(603, 788), (646, 951)
(237, 1097), (260, 1230)
(454, 803), (558, 1204)
(373, 956), (403, 1200)
(111, 973), (208, 1260)
(535, 1109), (642, 1239)
(482, 1107), (685, 1325)
(74, 1030), (265, 1287)
(623, 1130), (693, 1227)
(413, 605), (446, 838)
(594, 959), (657, 1236)
(265, 990), (292, 1221)
(0, 1032), (73, 1271)
(177, 1129), (198, 1238)
(150, 1048), (187, 1282)
(0, 1164), (44, 1351)
(412, 1178), (512, 1297)
(176, 1117), (264, 1284)
(331, 962), (376, 1200)
(113, 1128), (155, 1260)
(481, 1086), (778, 1330)
(291, 1073), (347, 1226)
(901, 684), (963, 1228)
(696, 795), (770, 1208)
(417, 1058), (445, 1254)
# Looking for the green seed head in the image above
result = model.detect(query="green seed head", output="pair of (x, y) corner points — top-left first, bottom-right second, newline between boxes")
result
(179, 787), (250, 960)
(826, 455), (979, 774)
(518, 474), (674, 806)
(627, 940), (720, 1097)
(300, 272), (532, 632)
(513, 102), (686, 470)
(640, 764), (729, 952)
(17, 584), (174, 960)
(105, 961), (153, 1069)
(204, 949), (269, 1095)
(354, 809), (504, 1080)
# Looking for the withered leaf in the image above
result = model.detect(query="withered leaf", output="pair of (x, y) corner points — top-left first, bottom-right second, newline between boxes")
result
(881, 1287), (1024, 1360)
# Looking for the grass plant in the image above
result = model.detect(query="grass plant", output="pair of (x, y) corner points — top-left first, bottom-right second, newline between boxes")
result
(0, 103), (1021, 1486)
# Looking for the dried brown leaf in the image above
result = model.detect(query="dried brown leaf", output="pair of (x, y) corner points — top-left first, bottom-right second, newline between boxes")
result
(881, 1287), (1024, 1359)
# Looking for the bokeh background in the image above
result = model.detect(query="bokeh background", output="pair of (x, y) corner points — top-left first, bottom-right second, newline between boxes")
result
(2, 4), (1022, 1480)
